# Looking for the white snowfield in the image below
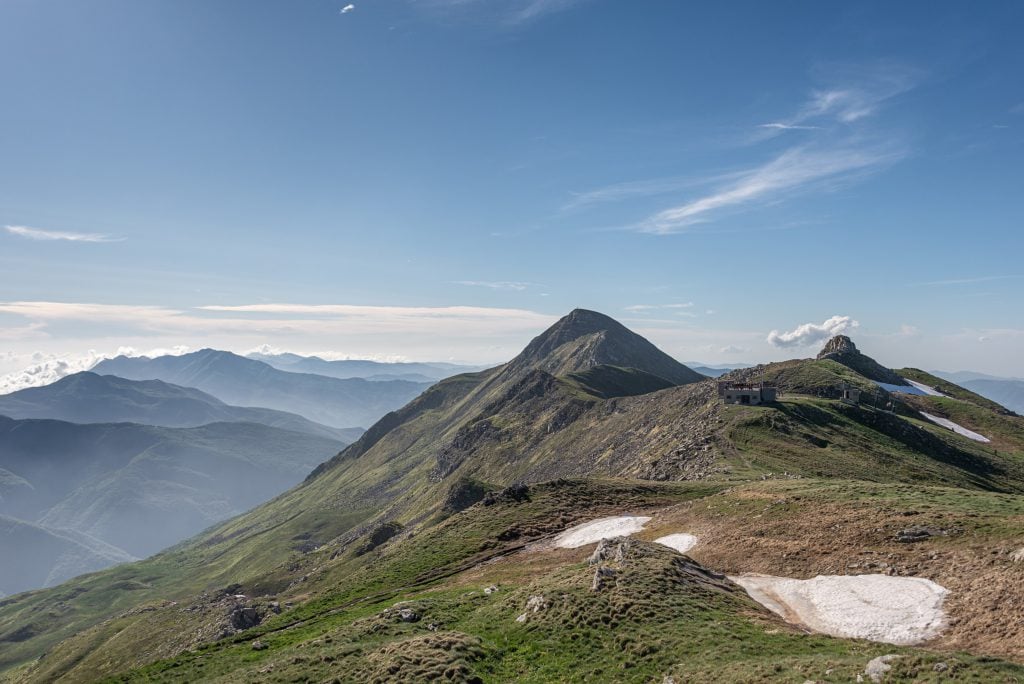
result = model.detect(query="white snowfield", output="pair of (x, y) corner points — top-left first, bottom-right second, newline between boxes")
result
(731, 573), (948, 645)
(553, 516), (652, 548)
(654, 533), (698, 554)
(874, 380), (943, 397)
(906, 379), (944, 396)
(920, 411), (991, 443)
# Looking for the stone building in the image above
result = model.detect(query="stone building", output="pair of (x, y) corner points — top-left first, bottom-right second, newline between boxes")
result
(717, 381), (778, 405)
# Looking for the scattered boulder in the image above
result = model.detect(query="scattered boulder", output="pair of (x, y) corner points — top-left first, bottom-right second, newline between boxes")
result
(589, 536), (634, 565)
(515, 595), (548, 623)
(895, 527), (932, 543)
(441, 476), (493, 513)
(354, 521), (404, 556)
(483, 482), (530, 506)
(864, 654), (901, 683)
(228, 605), (262, 631)
(484, 585), (499, 595)
(894, 526), (950, 543)
(1010, 547), (1024, 563)
(591, 566), (617, 592)
(251, 640), (268, 651)
(398, 608), (419, 623)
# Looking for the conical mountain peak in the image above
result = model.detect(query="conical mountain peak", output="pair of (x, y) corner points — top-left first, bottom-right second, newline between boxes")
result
(509, 309), (703, 386)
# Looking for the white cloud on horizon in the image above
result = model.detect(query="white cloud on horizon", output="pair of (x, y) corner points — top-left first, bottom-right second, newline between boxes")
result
(766, 315), (860, 349)
(5, 225), (123, 243)
(0, 301), (560, 366)
(0, 346), (190, 395)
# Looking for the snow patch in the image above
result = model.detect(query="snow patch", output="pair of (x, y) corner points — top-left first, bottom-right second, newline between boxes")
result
(731, 573), (947, 645)
(875, 379), (945, 397)
(906, 379), (944, 396)
(920, 412), (991, 443)
(874, 381), (925, 396)
(654, 533), (698, 554)
(553, 516), (652, 549)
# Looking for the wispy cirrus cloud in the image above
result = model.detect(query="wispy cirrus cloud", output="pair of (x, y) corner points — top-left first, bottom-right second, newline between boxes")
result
(562, 176), (708, 212)
(340, 4), (355, 14)
(5, 225), (123, 243)
(417, 0), (590, 25)
(756, 64), (920, 137)
(453, 280), (535, 291)
(757, 123), (822, 131)
(624, 303), (694, 312)
(509, 0), (587, 22)
(634, 143), (902, 235)
(912, 275), (1023, 287)
(766, 315), (859, 349)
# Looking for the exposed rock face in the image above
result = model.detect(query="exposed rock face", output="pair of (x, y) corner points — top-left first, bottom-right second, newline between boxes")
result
(228, 605), (262, 630)
(817, 336), (905, 385)
(441, 477), (491, 514)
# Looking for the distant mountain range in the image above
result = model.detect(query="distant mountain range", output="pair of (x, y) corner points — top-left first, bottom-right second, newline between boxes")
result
(246, 352), (484, 383)
(956, 379), (1024, 415)
(0, 415), (347, 594)
(93, 349), (433, 428)
(0, 372), (362, 442)
(934, 371), (1024, 415)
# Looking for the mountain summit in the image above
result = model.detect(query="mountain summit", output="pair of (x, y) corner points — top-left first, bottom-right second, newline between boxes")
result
(508, 308), (704, 385)
(816, 335), (905, 385)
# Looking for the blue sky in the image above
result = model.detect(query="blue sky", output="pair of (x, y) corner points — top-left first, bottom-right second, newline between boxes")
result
(1, 0), (1022, 383)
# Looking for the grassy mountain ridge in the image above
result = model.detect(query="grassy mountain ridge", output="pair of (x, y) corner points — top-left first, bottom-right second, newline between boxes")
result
(2, 316), (1024, 681)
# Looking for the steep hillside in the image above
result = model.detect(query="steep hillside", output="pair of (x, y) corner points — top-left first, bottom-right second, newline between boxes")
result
(93, 350), (432, 428)
(2, 313), (1024, 681)
(0, 416), (346, 561)
(0, 372), (361, 441)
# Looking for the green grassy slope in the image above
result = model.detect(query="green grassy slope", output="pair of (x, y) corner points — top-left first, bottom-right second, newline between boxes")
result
(22, 479), (1024, 683)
